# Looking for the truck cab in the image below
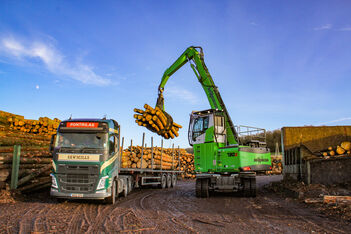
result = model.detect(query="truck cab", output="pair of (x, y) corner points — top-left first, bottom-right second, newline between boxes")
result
(50, 118), (125, 203)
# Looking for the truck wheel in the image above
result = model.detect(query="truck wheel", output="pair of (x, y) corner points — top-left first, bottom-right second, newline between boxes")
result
(106, 180), (116, 204)
(250, 177), (256, 197)
(201, 178), (209, 198)
(195, 178), (202, 197)
(171, 174), (177, 187)
(160, 174), (167, 189)
(166, 174), (172, 188)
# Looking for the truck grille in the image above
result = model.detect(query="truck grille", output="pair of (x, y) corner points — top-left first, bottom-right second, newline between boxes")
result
(58, 174), (98, 193)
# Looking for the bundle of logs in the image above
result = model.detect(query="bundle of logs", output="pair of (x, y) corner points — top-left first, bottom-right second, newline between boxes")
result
(0, 147), (52, 192)
(321, 141), (351, 158)
(178, 149), (195, 179)
(133, 104), (182, 139)
(266, 154), (282, 175)
(121, 146), (195, 178)
(7, 116), (60, 136)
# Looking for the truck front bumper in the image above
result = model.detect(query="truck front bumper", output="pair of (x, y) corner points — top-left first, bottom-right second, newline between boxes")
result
(50, 188), (111, 200)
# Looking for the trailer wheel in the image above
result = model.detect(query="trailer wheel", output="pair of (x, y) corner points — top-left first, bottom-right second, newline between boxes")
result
(123, 183), (128, 197)
(201, 178), (209, 198)
(160, 174), (167, 189)
(106, 180), (116, 204)
(166, 174), (172, 188)
(195, 178), (202, 197)
(171, 174), (177, 187)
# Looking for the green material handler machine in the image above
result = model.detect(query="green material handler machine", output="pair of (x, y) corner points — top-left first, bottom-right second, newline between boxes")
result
(154, 46), (271, 197)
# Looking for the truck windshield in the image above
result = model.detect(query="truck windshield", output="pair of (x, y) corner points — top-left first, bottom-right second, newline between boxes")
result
(55, 132), (107, 149)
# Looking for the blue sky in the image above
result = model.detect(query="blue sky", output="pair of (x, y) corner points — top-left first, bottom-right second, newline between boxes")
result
(0, 0), (351, 147)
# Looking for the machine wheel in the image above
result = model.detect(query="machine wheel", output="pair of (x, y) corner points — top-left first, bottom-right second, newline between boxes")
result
(160, 174), (167, 189)
(171, 174), (177, 187)
(166, 174), (172, 188)
(195, 178), (202, 197)
(249, 177), (256, 197)
(242, 178), (251, 197)
(105, 180), (116, 204)
(201, 178), (209, 198)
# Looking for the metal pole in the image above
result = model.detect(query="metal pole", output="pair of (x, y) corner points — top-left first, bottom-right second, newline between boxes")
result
(140, 133), (145, 170)
(10, 145), (21, 190)
(160, 139), (164, 172)
(172, 143), (174, 170)
(120, 137), (124, 167)
(151, 137), (154, 171)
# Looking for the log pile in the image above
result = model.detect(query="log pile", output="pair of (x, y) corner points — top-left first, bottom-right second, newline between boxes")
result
(7, 116), (60, 136)
(121, 146), (195, 178)
(0, 147), (52, 192)
(266, 154), (282, 175)
(122, 146), (179, 170)
(321, 141), (351, 159)
(133, 104), (182, 139)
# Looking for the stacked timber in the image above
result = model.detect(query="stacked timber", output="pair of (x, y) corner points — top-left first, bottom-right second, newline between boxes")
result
(0, 147), (52, 192)
(178, 149), (195, 179)
(133, 104), (182, 139)
(321, 141), (351, 158)
(7, 116), (60, 136)
(266, 154), (282, 175)
(121, 146), (195, 178)
(122, 146), (179, 170)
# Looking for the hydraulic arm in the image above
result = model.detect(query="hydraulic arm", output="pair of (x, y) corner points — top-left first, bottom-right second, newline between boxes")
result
(156, 46), (238, 145)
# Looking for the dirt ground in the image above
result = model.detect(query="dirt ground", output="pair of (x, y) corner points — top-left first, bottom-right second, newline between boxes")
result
(0, 175), (350, 234)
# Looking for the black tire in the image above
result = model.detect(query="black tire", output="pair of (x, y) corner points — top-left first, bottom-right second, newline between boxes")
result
(105, 180), (116, 204)
(195, 178), (202, 197)
(201, 178), (209, 198)
(250, 177), (256, 197)
(242, 178), (251, 197)
(160, 174), (167, 189)
(123, 183), (128, 197)
(128, 177), (133, 193)
(171, 174), (177, 187)
(166, 174), (172, 188)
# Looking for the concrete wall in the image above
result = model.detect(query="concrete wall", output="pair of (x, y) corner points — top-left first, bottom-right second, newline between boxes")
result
(309, 157), (351, 185)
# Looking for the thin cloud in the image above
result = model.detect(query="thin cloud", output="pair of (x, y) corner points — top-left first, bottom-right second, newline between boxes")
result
(313, 24), (332, 31)
(166, 86), (199, 104)
(0, 35), (111, 86)
(250, 22), (258, 26)
(338, 27), (351, 31)
(319, 117), (351, 125)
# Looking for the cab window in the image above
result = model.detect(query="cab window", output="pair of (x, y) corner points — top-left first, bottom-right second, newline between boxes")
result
(192, 116), (209, 139)
(109, 135), (115, 155)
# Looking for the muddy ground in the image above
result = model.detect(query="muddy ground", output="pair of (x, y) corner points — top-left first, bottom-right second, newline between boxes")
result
(0, 175), (350, 233)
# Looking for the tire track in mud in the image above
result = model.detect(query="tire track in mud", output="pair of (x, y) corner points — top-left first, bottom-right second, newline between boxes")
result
(1, 177), (351, 233)
(17, 203), (45, 233)
(64, 204), (84, 233)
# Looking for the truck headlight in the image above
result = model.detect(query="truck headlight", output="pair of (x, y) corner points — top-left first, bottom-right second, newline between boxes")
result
(50, 174), (58, 189)
(97, 176), (108, 190)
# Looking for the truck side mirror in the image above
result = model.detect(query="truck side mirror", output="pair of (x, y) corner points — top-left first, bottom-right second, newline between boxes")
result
(49, 134), (56, 153)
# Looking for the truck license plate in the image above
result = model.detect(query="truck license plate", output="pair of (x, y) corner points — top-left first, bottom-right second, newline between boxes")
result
(71, 193), (83, 198)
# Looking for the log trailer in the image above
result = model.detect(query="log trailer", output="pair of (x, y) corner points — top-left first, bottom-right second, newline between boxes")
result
(154, 46), (272, 197)
(49, 118), (181, 204)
